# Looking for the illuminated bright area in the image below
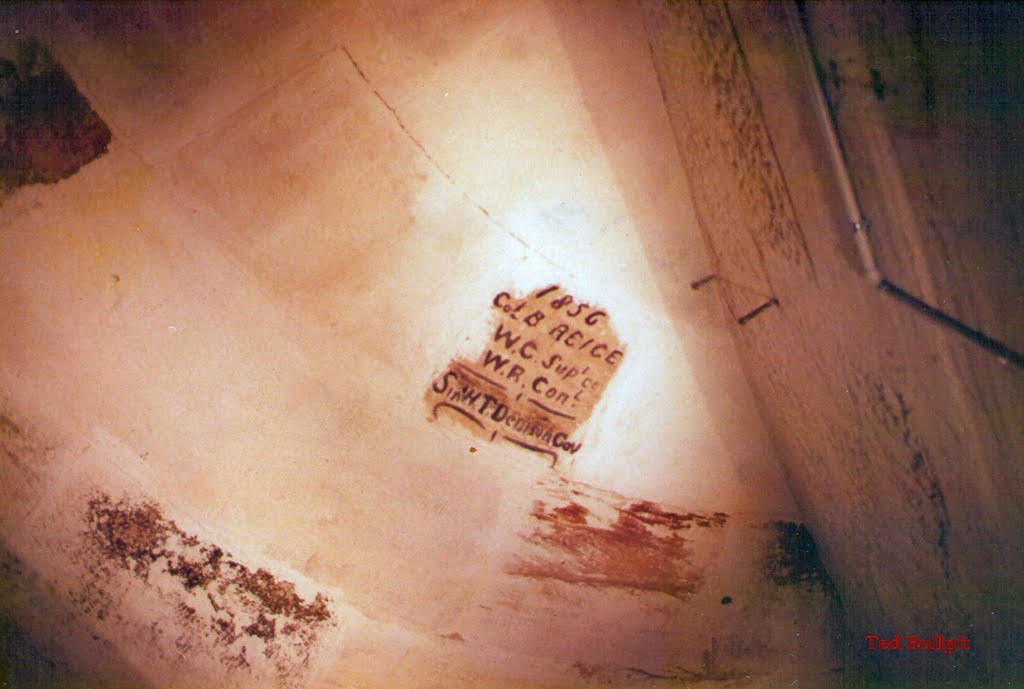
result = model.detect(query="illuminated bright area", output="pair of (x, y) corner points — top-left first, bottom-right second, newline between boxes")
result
(0, 2), (1021, 688)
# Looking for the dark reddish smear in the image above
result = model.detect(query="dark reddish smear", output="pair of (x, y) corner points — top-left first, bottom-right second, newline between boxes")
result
(509, 501), (704, 599)
(624, 502), (729, 530)
(551, 501), (589, 524)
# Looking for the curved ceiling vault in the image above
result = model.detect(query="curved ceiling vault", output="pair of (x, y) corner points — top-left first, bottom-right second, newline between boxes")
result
(0, 1), (1020, 688)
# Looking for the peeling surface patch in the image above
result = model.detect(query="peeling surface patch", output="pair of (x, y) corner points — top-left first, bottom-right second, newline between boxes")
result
(81, 494), (333, 684)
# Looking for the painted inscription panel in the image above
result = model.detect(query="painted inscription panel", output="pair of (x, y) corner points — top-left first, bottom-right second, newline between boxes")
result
(426, 285), (624, 465)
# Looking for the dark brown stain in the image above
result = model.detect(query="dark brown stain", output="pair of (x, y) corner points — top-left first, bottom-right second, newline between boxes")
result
(87, 496), (174, 579)
(624, 501), (729, 530)
(429, 358), (564, 464)
(551, 501), (589, 525)
(166, 545), (223, 590)
(221, 646), (250, 671)
(0, 40), (111, 191)
(213, 616), (240, 646)
(0, 412), (38, 478)
(432, 400), (487, 430)
(85, 496), (330, 626)
(502, 434), (558, 466)
(855, 373), (952, 579)
(82, 493), (332, 679)
(764, 521), (834, 591)
(506, 500), (706, 599)
(908, 450), (951, 579)
(573, 661), (599, 679)
(231, 566), (330, 624)
(574, 662), (677, 683)
(0, 414), (21, 437)
(870, 68), (887, 101)
(571, 658), (736, 683)
(243, 613), (277, 641)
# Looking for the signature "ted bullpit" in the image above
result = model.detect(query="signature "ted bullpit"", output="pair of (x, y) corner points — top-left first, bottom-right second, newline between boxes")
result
(866, 634), (971, 653)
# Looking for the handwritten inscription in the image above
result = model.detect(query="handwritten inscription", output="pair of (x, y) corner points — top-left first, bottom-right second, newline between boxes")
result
(427, 285), (625, 465)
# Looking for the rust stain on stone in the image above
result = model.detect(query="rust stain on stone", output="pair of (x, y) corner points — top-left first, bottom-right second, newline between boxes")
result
(624, 501), (729, 530)
(506, 499), (716, 599)
(81, 494), (332, 682)
(552, 501), (589, 525)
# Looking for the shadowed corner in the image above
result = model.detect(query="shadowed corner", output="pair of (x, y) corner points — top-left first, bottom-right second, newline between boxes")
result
(0, 38), (111, 195)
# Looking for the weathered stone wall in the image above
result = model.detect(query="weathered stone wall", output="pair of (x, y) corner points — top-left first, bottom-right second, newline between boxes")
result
(643, 1), (1023, 683)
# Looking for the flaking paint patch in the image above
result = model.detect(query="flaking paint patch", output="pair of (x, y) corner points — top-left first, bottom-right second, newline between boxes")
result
(80, 493), (333, 685)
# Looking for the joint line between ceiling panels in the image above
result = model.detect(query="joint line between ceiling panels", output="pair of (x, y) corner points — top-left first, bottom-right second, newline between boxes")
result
(340, 45), (567, 275)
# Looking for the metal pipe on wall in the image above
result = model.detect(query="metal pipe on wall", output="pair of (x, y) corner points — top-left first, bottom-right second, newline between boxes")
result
(784, 1), (1024, 370)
